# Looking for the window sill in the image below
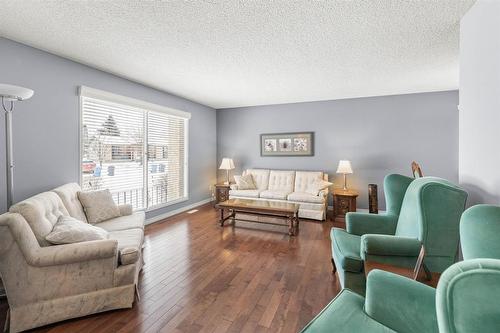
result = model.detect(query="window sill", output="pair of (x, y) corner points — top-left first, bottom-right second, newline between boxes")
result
(143, 197), (190, 213)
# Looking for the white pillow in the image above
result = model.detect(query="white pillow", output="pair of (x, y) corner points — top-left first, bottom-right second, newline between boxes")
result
(78, 189), (121, 224)
(305, 179), (333, 195)
(234, 174), (257, 190)
(45, 216), (108, 245)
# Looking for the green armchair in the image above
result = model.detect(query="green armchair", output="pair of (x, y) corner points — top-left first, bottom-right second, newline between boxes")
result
(332, 175), (467, 295)
(302, 204), (500, 333)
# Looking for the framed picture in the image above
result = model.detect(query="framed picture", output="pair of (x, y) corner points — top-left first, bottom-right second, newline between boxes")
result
(260, 132), (314, 156)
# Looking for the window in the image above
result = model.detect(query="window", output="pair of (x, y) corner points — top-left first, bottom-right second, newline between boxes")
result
(79, 86), (190, 210)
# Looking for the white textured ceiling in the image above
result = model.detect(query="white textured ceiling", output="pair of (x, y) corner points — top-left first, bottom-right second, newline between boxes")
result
(0, 0), (475, 109)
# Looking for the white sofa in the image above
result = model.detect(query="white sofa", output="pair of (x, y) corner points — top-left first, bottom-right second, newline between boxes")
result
(229, 169), (329, 220)
(0, 183), (144, 332)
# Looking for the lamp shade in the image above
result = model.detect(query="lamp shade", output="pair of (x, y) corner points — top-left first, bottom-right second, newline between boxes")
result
(0, 84), (34, 101)
(219, 158), (235, 170)
(336, 160), (353, 174)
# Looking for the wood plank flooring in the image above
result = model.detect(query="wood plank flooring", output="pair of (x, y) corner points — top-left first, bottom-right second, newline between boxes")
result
(0, 204), (342, 333)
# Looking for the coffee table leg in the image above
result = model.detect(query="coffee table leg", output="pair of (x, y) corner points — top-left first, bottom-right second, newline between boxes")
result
(288, 215), (294, 236)
(230, 210), (236, 224)
(294, 214), (300, 235)
(219, 208), (225, 227)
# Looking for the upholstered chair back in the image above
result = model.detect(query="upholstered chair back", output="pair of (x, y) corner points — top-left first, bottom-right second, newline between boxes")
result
(383, 174), (414, 217)
(243, 169), (270, 190)
(52, 183), (88, 223)
(435, 204), (500, 332)
(460, 204), (500, 260)
(395, 177), (468, 272)
(9, 192), (70, 247)
(268, 170), (295, 192)
(436, 258), (500, 333)
(294, 171), (324, 192)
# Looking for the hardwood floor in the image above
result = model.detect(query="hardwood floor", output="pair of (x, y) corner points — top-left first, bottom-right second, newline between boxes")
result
(0, 204), (342, 333)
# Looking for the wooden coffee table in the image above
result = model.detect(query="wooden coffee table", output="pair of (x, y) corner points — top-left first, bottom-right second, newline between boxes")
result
(215, 198), (300, 236)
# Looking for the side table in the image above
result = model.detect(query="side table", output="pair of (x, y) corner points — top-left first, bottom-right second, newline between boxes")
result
(332, 189), (358, 221)
(214, 183), (231, 205)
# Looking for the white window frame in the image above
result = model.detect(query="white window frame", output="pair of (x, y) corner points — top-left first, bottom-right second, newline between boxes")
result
(78, 86), (190, 212)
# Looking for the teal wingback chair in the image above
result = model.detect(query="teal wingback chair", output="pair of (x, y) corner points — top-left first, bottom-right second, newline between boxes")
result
(332, 175), (467, 295)
(331, 173), (413, 294)
(301, 204), (500, 333)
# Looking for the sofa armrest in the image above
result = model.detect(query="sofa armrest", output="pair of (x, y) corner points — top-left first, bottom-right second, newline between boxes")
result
(346, 213), (398, 236)
(230, 184), (239, 190)
(318, 189), (328, 197)
(118, 204), (133, 216)
(361, 234), (422, 258)
(365, 269), (438, 333)
(28, 239), (118, 267)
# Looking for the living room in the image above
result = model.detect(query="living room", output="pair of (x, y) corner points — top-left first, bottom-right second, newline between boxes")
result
(0, 0), (498, 332)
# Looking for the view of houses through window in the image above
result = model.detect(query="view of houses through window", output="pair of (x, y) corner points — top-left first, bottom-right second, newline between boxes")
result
(81, 95), (188, 210)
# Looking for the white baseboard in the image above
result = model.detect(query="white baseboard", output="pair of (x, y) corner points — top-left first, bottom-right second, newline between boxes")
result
(145, 198), (212, 225)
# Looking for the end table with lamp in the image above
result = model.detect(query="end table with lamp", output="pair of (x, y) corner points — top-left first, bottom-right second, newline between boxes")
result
(215, 158), (235, 205)
(333, 160), (357, 221)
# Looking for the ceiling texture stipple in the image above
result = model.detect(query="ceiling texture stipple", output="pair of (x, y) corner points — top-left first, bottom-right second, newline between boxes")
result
(0, 0), (475, 109)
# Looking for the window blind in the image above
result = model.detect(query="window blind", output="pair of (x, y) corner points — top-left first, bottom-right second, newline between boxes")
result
(80, 87), (189, 210)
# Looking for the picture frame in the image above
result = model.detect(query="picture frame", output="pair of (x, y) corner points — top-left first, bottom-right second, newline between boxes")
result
(260, 132), (314, 156)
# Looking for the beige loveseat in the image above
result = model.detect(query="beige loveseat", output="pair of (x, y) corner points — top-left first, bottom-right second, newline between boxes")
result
(0, 183), (144, 333)
(229, 169), (330, 220)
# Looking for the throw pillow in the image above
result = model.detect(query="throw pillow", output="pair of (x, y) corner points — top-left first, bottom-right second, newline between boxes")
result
(45, 215), (108, 245)
(234, 174), (257, 190)
(78, 189), (121, 224)
(305, 179), (333, 196)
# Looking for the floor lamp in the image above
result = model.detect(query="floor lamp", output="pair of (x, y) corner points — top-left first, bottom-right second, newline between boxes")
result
(0, 83), (34, 298)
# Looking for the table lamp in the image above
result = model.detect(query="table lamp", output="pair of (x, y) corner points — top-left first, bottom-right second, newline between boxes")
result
(336, 160), (353, 190)
(219, 158), (235, 185)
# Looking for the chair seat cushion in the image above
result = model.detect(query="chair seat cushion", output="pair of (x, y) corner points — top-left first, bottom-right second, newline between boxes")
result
(229, 189), (260, 198)
(300, 289), (394, 333)
(95, 211), (145, 232)
(332, 228), (363, 273)
(287, 192), (325, 204)
(109, 228), (144, 266)
(260, 190), (291, 200)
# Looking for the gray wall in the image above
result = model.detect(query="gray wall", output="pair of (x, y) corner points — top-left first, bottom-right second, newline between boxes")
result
(217, 91), (459, 209)
(0, 37), (217, 218)
(459, 0), (500, 206)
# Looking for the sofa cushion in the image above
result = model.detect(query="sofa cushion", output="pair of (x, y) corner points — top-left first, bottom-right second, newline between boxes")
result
(260, 190), (291, 200)
(119, 247), (140, 265)
(108, 228), (143, 266)
(244, 169), (270, 190)
(45, 216), (108, 245)
(268, 170), (295, 192)
(229, 189), (261, 198)
(294, 171), (324, 193)
(288, 192), (326, 204)
(10, 192), (70, 247)
(306, 179), (333, 195)
(96, 211), (145, 232)
(52, 183), (88, 223)
(234, 174), (257, 190)
(331, 228), (363, 273)
(78, 189), (121, 224)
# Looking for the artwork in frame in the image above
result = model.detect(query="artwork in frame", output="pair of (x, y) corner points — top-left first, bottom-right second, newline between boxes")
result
(260, 132), (314, 156)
